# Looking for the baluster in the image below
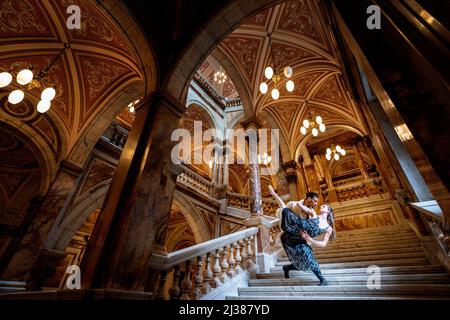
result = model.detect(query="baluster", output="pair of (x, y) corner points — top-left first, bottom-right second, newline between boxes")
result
(240, 239), (248, 270)
(220, 246), (229, 283)
(202, 252), (213, 294)
(155, 270), (168, 300)
(180, 260), (192, 300)
(212, 249), (222, 287)
(247, 237), (254, 262)
(168, 265), (181, 300)
(234, 242), (242, 274)
(193, 256), (204, 300)
(227, 244), (236, 278)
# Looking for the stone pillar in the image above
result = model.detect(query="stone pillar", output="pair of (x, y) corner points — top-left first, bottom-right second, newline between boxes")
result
(352, 140), (370, 180)
(1, 161), (82, 284)
(320, 154), (338, 203)
(80, 92), (185, 291)
(248, 163), (262, 215)
(281, 161), (300, 201)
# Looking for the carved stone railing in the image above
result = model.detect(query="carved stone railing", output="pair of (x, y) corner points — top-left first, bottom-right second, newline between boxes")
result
(225, 98), (242, 107)
(176, 166), (215, 198)
(261, 198), (278, 216)
(149, 227), (259, 300)
(227, 192), (251, 211)
(324, 178), (384, 203)
(100, 123), (129, 150)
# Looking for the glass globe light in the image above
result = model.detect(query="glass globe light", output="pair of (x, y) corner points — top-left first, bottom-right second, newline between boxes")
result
(267, 156), (272, 163)
(326, 148), (331, 155)
(0, 72), (12, 88)
(263, 152), (268, 158)
(264, 66), (274, 80)
(286, 80), (294, 92)
(284, 66), (293, 78)
(128, 102), (133, 107)
(325, 153), (331, 161)
(316, 116), (323, 125)
(341, 149), (346, 156)
(37, 100), (51, 113)
(263, 159), (268, 165)
(8, 89), (24, 104)
(129, 106), (135, 113)
(334, 153), (340, 161)
(300, 126), (307, 135)
(319, 123), (326, 132)
(271, 88), (279, 100)
(303, 119), (310, 128)
(312, 128), (318, 137)
(16, 69), (33, 85)
(336, 145), (342, 153)
(41, 87), (56, 101)
(259, 82), (268, 94)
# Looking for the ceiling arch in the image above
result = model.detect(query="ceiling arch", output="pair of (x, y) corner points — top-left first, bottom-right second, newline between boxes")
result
(0, 0), (156, 167)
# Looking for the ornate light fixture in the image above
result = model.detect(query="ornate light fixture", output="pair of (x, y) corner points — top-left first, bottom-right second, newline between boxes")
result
(258, 152), (272, 166)
(127, 98), (141, 114)
(259, 33), (294, 100)
(213, 67), (227, 84)
(325, 144), (346, 161)
(300, 110), (326, 137)
(0, 43), (70, 113)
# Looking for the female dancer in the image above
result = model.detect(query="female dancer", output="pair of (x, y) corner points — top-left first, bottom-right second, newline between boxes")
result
(268, 185), (335, 285)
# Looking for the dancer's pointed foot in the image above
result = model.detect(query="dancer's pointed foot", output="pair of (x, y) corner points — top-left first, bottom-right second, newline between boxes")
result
(282, 265), (290, 279)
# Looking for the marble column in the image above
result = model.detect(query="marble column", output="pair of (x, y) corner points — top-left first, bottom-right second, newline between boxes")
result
(248, 163), (262, 215)
(352, 140), (370, 180)
(281, 161), (300, 200)
(320, 154), (338, 203)
(1, 161), (82, 284)
(80, 92), (185, 291)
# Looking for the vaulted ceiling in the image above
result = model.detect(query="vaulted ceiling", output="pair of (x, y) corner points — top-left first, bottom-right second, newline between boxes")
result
(216, 0), (368, 160)
(0, 0), (144, 165)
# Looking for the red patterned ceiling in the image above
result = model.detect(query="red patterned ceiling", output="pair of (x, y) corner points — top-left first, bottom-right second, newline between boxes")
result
(214, 0), (366, 160)
(0, 0), (142, 161)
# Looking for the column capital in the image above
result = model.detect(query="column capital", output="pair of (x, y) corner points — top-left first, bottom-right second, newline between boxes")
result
(281, 160), (299, 170)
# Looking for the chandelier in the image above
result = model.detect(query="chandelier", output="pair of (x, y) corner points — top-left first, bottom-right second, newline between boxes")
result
(259, 33), (294, 100)
(213, 67), (227, 84)
(127, 98), (141, 114)
(0, 43), (70, 113)
(325, 144), (346, 161)
(258, 152), (272, 166)
(300, 111), (326, 137)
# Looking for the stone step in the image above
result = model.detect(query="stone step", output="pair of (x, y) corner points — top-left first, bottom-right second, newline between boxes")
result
(312, 246), (424, 259)
(226, 295), (450, 300)
(335, 224), (411, 237)
(335, 230), (415, 241)
(236, 284), (450, 297)
(278, 251), (427, 264)
(266, 265), (444, 276)
(249, 273), (450, 286)
(324, 234), (419, 247)
(275, 257), (430, 269)
(312, 241), (422, 253)
(0, 281), (27, 293)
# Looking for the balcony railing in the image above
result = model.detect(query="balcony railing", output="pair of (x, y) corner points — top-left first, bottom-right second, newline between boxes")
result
(176, 165), (215, 198)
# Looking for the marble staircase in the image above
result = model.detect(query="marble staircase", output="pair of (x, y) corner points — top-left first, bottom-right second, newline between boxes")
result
(226, 224), (450, 300)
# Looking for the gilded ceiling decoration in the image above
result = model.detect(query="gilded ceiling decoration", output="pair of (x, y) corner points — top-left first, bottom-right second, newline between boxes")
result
(0, 0), (143, 163)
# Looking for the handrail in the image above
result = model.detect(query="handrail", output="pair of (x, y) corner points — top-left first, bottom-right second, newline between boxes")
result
(148, 227), (259, 300)
(176, 165), (215, 197)
(150, 227), (258, 269)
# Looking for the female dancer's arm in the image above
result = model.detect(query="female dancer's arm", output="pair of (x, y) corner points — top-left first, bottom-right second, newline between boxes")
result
(300, 228), (332, 247)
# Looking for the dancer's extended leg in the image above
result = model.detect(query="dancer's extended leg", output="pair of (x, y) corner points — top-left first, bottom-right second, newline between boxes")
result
(268, 185), (286, 209)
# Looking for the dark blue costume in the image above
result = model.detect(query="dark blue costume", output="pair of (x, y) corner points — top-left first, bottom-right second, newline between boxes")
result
(280, 207), (329, 284)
